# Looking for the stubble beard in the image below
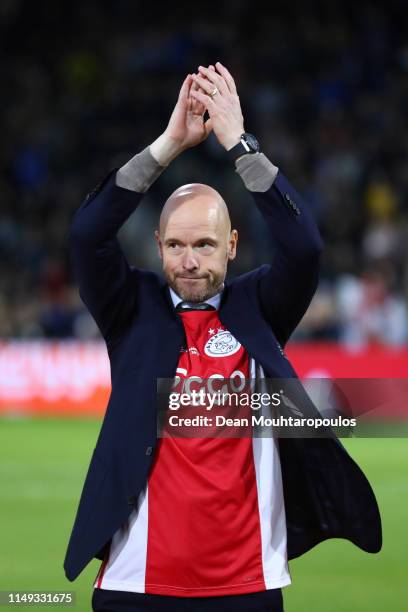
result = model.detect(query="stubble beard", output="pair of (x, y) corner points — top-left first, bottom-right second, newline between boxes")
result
(168, 272), (224, 303)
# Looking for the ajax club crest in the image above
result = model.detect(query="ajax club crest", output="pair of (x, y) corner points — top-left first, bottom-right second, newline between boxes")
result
(204, 328), (241, 358)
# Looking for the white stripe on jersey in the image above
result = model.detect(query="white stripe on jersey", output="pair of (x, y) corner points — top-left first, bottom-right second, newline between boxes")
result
(251, 362), (291, 589)
(96, 484), (149, 591)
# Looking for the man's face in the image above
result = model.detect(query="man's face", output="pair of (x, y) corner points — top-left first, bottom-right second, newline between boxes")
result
(155, 193), (237, 302)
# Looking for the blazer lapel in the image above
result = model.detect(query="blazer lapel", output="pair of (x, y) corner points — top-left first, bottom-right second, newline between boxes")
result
(219, 279), (296, 378)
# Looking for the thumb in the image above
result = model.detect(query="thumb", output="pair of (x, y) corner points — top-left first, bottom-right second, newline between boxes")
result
(204, 117), (213, 138)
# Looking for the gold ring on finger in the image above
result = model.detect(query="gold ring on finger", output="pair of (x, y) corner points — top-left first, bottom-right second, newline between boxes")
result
(209, 87), (218, 97)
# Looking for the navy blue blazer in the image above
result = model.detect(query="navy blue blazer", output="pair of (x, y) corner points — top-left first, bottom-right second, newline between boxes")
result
(63, 165), (382, 582)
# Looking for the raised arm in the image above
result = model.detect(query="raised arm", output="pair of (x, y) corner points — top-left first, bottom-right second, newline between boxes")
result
(237, 156), (324, 347)
(190, 63), (324, 347)
(69, 74), (213, 350)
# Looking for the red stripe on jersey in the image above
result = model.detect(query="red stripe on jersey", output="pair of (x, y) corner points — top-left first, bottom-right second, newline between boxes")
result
(96, 543), (111, 588)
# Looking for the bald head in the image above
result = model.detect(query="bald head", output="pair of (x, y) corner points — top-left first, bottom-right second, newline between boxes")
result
(159, 183), (231, 237)
(155, 182), (238, 302)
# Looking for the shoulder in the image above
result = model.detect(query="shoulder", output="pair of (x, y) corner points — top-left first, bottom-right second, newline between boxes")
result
(226, 264), (271, 297)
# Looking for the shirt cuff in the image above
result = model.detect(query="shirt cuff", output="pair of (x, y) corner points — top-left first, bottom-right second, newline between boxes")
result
(235, 153), (279, 192)
(116, 146), (166, 193)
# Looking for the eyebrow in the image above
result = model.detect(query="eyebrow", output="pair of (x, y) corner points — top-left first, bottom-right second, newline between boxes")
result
(164, 237), (218, 246)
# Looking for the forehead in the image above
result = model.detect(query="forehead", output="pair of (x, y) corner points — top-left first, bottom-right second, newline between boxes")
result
(162, 195), (223, 237)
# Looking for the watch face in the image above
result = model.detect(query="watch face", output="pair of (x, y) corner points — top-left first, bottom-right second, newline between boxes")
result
(242, 133), (259, 152)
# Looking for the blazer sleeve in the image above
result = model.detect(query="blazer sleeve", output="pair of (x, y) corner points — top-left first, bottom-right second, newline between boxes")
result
(68, 169), (144, 348)
(252, 170), (324, 348)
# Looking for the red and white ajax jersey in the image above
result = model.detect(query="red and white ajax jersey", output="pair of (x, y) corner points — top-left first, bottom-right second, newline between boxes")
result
(94, 308), (291, 597)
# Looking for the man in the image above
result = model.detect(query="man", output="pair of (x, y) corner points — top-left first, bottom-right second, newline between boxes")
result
(64, 64), (382, 611)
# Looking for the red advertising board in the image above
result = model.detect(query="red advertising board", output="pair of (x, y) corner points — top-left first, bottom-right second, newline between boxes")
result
(0, 341), (407, 417)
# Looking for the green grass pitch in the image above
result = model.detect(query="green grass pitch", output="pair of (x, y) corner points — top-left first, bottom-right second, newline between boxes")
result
(0, 417), (406, 611)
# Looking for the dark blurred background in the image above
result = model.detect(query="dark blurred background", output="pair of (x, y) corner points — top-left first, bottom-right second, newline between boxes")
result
(1, 0), (408, 346)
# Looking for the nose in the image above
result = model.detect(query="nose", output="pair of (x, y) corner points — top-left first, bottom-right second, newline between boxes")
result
(181, 247), (199, 271)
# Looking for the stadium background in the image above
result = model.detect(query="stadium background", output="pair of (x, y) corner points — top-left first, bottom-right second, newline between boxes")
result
(0, 0), (407, 610)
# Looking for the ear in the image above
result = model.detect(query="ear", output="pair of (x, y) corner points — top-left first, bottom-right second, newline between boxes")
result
(227, 229), (238, 261)
(154, 230), (163, 260)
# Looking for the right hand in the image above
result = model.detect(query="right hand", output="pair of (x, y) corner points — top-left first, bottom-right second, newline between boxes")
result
(164, 74), (213, 152)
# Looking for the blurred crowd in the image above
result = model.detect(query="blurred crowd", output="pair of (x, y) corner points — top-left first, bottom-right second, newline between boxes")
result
(1, 0), (408, 347)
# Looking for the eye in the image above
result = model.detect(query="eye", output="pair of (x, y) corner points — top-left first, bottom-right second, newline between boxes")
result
(197, 241), (215, 251)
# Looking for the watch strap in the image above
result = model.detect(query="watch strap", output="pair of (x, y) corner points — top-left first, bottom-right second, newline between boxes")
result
(227, 133), (259, 163)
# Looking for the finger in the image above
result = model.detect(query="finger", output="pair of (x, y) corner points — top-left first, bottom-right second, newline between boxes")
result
(189, 75), (206, 114)
(178, 74), (192, 102)
(178, 76), (192, 112)
(188, 77), (198, 112)
(214, 61), (237, 95)
(197, 65), (229, 96)
(190, 73), (208, 99)
(190, 94), (204, 115)
(190, 75), (204, 94)
(190, 89), (216, 113)
(194, 75), (221, 95)
(197, 65), (228, 96)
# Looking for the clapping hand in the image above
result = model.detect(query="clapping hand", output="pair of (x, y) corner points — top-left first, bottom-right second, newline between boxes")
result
(151, 63), (244, 165)
(190, 62), (245, 150)
(164, 73), (213, 152)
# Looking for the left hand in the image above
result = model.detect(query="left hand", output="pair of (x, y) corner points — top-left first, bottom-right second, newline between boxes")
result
(190, 62), (245, 150)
